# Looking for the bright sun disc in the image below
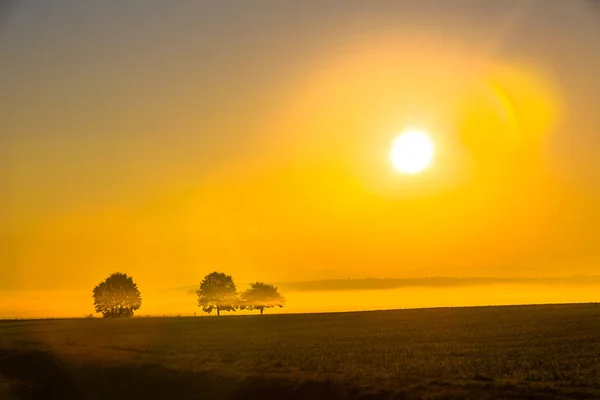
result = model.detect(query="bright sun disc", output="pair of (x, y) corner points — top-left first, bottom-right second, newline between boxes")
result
(391, 129), (434, 174)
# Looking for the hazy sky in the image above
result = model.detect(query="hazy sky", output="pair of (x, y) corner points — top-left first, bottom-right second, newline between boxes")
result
(2, 1), (600, 316)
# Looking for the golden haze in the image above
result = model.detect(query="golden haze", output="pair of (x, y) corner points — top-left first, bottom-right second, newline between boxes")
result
(2, 2), (600, 318)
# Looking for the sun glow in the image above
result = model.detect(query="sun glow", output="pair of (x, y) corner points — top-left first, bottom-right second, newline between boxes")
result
(390, 129), (435, 174)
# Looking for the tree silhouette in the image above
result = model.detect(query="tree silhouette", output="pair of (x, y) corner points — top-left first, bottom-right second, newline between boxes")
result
(196, 272), (238, 316)
(240, 282), (285, 315)
(92, 272), (142, 318)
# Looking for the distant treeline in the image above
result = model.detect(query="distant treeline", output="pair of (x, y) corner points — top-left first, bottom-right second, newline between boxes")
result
(275, 276), (600, 292)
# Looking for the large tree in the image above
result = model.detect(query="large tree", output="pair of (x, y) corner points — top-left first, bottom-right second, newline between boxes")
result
(196, 272), (238, 316)
(92, 272), (142, 318)
(240, 282), (285, 315)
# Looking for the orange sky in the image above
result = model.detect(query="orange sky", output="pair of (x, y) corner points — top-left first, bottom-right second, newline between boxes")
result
(2, 1), (600, 317)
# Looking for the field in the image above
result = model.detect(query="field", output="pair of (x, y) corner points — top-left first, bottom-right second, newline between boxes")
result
(1, 304), (600, 399)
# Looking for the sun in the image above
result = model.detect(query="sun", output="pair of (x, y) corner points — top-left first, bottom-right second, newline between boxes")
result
(390, 129), (434, 174)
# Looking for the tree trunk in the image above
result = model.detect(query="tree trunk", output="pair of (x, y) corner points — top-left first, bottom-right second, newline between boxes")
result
(260, 308), (264, 315)
(217, 307), (220, 316)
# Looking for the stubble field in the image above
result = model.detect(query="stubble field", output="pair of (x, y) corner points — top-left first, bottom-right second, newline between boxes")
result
(1, 303), (600, 399)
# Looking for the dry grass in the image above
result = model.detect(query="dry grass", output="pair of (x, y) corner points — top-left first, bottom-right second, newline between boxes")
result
(1, 303), (600, 399)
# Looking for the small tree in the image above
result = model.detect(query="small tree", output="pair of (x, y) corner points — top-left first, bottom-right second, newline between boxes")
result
(196, 272), (238, 316)
(240, 282), (285, 315)
(92, 272), (142, 318)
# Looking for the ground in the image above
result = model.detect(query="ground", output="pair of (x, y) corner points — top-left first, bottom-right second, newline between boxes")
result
(1, 303), (600, 399)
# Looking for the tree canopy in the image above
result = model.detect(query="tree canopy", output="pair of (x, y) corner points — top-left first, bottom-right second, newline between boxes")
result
(92, 272), (142, 318)
(240, 282), (285, 315)
(196, 272), (238, 316)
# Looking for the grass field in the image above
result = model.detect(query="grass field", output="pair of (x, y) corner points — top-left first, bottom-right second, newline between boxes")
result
(1, 303), (600, 399)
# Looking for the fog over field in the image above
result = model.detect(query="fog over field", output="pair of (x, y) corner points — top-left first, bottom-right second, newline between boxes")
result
(2, 277), (600, 319)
